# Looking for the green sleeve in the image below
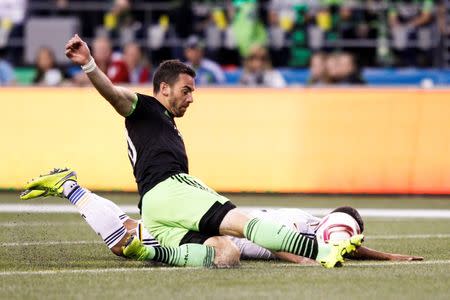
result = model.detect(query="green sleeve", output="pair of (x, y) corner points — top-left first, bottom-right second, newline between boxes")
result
(125, 93), (139, 117)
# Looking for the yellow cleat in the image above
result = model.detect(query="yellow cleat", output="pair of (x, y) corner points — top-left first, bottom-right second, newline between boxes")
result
(122, 235), (151, 261)
(20, 168), (77, 200)
(20, 189), (47, 200)
(317, 234), (365, 268)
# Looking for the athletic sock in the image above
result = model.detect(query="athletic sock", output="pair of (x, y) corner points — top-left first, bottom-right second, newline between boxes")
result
(244, 218), (319, 259)
(137, 244), (215, 267)
(63, 181), (126, 249)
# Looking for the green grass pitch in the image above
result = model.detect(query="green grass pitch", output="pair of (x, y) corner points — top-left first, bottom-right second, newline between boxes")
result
(0, 192), (449, 299)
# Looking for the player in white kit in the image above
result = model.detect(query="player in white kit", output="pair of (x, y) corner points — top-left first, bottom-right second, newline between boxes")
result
(23, 179), (422, 264)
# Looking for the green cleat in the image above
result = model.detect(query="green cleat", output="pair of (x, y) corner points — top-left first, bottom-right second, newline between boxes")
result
(316, 234), (364, 269)
(20, 168), (77, 200)
(122, 235), (152, 261)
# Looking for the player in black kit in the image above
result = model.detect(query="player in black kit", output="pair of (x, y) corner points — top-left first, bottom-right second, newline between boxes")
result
(59, 34), (365, 268)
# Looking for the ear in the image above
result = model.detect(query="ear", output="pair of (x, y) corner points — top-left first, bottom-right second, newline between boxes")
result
(160, 82), (170, 97)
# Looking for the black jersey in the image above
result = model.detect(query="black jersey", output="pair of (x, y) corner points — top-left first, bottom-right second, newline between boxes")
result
(125, 93), (189, 209)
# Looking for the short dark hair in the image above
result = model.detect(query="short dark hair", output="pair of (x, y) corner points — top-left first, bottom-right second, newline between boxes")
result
(153, 60), (196, 94)
(331, 206), (364, 233)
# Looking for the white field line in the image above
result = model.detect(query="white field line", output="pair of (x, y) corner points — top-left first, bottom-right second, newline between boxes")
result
(0, 221), (81, 227)
(0, 260), (449, 276)
(276, 259), (450, 268)
(2, 240), (102, 247)
(1, 204), (450, 218)
(2, 234), (449, 247)
(367, 233), (450, 240)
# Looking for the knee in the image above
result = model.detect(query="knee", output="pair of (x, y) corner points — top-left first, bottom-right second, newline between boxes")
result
(219, 208), (251, 237)
(218, 241), (240, 267)
(205, 236), (241, 268)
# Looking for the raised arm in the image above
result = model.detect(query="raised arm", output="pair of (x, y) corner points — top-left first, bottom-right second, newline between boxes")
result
(65, 34), (136, 117)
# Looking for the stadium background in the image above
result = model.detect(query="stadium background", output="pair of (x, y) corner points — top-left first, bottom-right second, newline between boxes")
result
(0, 1), (449, 299)
(1, 0), (450, 194)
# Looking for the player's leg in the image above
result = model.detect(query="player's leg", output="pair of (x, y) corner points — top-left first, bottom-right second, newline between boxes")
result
(21, 169), (130, 255)
(21, 168), (220, 267)
(123, 237), (216, 267)
(138, 174), (243, 267)
(126, 225), (239, 268)
(204, 236), (240, 267)
(125, 232), (238, 268)
(177, 228), (240, 267)
(141, 174), (236, 247)
(141, 173), (363, 268)
(219, 208), (364, 268)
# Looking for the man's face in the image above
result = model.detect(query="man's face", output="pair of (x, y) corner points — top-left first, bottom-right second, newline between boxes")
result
(123, 44), (141, 69)
(310, 54), (325, 79)
(325, 55), (340, 80)
(246, 50), (268, 73)
(337, 54), (354, 77)
(184, 47), (203, 66)
(93, 38), (112, 65)
(167, 74), (195, 117)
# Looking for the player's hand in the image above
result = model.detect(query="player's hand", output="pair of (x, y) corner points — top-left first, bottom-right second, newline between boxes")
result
(389, 253), (424, 261)
(65, 34), (91, 65)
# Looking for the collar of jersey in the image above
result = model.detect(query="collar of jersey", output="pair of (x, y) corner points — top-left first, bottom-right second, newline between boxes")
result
(148, 95), (174, 119)
(164, 110), (174, 119)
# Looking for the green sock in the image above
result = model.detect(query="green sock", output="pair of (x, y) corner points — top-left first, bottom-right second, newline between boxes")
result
(244, 218), (319, 259)
(141, 244), (215, 267)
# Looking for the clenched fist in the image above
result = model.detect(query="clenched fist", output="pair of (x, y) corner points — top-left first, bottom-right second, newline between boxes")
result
(65, 34), (91, 65)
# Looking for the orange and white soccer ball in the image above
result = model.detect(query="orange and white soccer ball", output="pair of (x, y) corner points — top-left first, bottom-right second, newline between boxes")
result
(315, 212), (361, 244)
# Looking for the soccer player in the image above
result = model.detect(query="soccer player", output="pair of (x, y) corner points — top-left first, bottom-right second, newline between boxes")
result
(21, 178), (422, 264)
(21, 169), (222, 267)
(230, 207), (423, 263)
(53, 34), (365, 268)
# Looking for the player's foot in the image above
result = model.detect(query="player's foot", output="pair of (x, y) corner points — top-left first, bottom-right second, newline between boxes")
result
(122, 235), (152, 261)
(316, 234), (364, 268)
(20, 168), (77, 200)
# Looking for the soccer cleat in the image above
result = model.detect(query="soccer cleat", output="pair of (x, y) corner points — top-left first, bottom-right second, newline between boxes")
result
(20, 189), (47, 200)
(20, 168), (77, 200)
(317, 234), (364, 269)
(122, 235), (151, 261)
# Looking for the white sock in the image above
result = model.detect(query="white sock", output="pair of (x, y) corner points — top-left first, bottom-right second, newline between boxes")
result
(95, 194), (129, 222)
(63, 181), (129, 222)
(64, 184), (126, 249)
(62, 180), (78, 197)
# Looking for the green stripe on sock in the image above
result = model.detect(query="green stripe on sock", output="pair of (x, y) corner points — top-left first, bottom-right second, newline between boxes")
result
(152, 244), (215, 267)
(244, 218), (318, 259)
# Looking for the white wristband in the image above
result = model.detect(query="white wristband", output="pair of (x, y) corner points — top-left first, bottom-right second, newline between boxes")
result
(81, 56), (97, 73)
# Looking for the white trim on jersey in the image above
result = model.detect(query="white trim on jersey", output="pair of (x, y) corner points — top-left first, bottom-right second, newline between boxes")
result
(125, 128), (137, 167)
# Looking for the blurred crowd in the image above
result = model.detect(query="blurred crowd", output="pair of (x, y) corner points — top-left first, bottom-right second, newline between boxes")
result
(0, 0), (449, 86)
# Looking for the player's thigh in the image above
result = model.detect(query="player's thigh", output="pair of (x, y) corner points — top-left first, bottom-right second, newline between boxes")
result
(142, 174), (235, 235)
(148, 224), (191, 247)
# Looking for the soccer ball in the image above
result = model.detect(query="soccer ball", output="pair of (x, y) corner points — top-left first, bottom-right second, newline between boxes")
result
(315, 212), (361, 244)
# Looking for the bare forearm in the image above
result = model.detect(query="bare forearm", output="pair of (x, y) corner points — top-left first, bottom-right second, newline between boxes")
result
(348, 246), (423, 261)
(64, 34), (135, 117)
(350, 246), (392, 260)
(86, 67), (131, 115)
(274, 252), (317, 264)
